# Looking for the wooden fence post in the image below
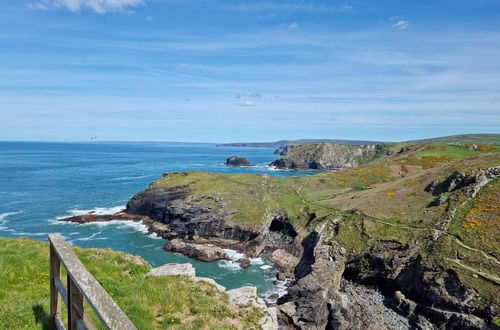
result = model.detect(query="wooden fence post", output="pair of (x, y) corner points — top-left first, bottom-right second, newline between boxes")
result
(68, 274), (85, 330)
(50, 245), (61, 324)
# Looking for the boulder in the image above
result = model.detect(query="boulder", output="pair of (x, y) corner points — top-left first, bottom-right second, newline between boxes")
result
(226, 286), (266, 309)
(268, 249), (299, 279)
(164, 238), (230, 262)
(237, 257), (251, 269)
(225, 156), (253, 167)
(148, 263), (195, 277)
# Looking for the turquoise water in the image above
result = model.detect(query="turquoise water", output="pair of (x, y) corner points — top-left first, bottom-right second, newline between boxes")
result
(0, 141), (316, 297)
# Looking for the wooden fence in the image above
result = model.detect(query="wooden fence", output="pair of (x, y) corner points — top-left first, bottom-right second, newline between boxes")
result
(48, 233), (137, 330)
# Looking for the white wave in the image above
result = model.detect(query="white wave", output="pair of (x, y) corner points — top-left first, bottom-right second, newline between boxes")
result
(224, 248), (245, 261)
(148, 232), (162, 240)
(80, 219), (149, 234)
(70, 230), (105, 242)
(53, 205), (126, 221)
(111, 175), (151, 181)
(11, 231), (50, 237)
(250, 257), (264, 265)
(218, 259), (242, 271)
(67, 205), (126, 216)
(261, 279), (291, 303)
(260, 265), (272, 270)
(0, 211), (22, 223)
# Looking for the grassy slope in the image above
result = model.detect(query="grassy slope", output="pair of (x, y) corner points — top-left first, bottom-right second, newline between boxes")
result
(154, 142), (500, 314)
(0, 237), (261, 330)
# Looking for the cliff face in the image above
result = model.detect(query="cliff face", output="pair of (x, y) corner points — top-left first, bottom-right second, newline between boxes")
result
(270, 143), (386, 170)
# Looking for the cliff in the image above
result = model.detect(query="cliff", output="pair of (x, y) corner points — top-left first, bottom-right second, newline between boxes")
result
(270, 143), (388, 170)
(60, 142), (500, 329)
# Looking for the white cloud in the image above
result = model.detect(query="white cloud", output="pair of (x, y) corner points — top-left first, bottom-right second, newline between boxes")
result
(248, 93), (263, 98)
(27, 0), (144, 14)
(390, 16), (404, 21)
(392, 20), (410, 30)
(238, 101), (256, 107)
(287, 22), (299, 30)
(27, 2), (49, 10)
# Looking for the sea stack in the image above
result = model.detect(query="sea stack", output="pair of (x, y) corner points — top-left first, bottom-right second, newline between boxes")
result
(225, 156), (253, 167)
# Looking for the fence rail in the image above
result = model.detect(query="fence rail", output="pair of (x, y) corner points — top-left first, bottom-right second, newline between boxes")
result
(48, 233), (137, 330)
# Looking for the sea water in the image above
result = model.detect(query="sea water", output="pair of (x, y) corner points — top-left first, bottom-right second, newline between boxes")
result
(0, 141), (317, 297)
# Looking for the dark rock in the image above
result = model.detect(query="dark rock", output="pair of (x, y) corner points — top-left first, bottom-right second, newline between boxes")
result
(398, 147), (410, 154)
(237, 258), (251, 269)
(225, 156), (253, 167)
(126, 186), (260, 244)
(428, 195), (446, 207)
(432, 171), (476, 196)
(424, 181), (438, 193)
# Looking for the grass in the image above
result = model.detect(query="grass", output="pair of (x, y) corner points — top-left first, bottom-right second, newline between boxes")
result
(0, 237), (261, 330)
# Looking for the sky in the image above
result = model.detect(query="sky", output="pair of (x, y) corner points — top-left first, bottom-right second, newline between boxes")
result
(0, 0), (499, 142)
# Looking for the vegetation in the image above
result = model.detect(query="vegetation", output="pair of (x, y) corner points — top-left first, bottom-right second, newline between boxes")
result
(0, 237), (261, 330)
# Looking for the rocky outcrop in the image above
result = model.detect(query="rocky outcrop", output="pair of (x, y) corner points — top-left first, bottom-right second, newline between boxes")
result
(163, 238), (230, 262)
(227, 286), (279, 330)
(270, 143), (386, 170)
(125, 185), (260, 246)
(268, 249), (300, 280)
(148, 263), (196, 277)
(277, 225), (346, 329)
(426, 167), (500, 208)
(225, 156), (253, 166)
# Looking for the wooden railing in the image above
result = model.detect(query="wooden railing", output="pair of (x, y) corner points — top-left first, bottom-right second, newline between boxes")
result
(48, 233), (137, 330)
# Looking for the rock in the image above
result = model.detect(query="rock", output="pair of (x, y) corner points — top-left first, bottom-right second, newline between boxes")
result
(192, 277), (226, 292)
(126, 185), (260, 244)
(148, 263), (195, 277)
(226, 286), (266, 309)
(225, 156), (253, 167)
(260, 307), (278, 330)
(268, 249), (299, 279)
(429, 195), (446, 207)
(429, 167), (500, 197)
(270, 143), (386, 170)
(163, 238), (230, 262)
(398, 146), (410, 154)
(467, 144), (478, 150)
(237, 257), (251, 269)
(278, 229), (346, 330)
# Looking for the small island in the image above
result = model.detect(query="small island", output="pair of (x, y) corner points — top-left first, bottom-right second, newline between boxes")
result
(225, 156), (253, 167)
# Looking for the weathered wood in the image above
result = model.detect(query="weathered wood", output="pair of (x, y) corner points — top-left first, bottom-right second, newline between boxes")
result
(54, 276), (68, 306)
(54, 314), (65, 330)
(68, 274), (84, 330)
(48, 233), (136, 330)
(50, 245), (62, 321)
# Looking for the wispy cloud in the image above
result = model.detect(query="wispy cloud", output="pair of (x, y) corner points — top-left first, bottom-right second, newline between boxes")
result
(390, 16), (410, 30)
(27, 0), (144, 14)
(225, 1), (353, 13)
(287, 22), (299, 30)
(238, 101), (256, 107)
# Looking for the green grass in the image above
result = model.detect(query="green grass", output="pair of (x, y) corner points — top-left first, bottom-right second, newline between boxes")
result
(0, 237), (261, 330)
(412, 143), (498, 159)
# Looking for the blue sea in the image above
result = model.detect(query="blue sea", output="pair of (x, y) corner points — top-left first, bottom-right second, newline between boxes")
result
(0, 141), (316, 297)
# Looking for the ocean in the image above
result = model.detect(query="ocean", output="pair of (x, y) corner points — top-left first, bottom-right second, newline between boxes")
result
(0, 141), (316, 297)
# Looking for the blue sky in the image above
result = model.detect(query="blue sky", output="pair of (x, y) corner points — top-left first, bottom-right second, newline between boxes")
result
(0, 0), (499, 142)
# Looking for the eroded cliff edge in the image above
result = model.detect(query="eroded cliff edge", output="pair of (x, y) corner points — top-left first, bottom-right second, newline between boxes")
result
(270, 143), (389, 170)
(61, 143), (500, 329)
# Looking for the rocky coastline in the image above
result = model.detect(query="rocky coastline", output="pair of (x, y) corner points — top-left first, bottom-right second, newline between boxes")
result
(59, 165), (500, 330)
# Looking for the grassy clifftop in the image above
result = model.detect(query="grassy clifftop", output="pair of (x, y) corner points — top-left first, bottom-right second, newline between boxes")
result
(0, 237), (261, 330)
(152, 142), (500, 316)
